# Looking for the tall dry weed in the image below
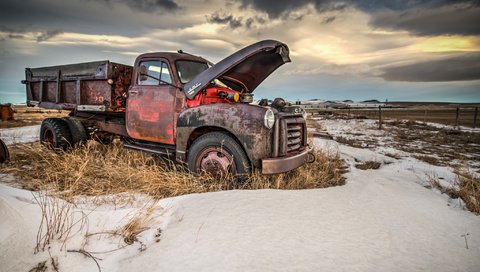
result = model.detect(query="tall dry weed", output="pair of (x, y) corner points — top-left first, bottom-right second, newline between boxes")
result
(454, 168), (480, 214)
(426, 170), (480, 215)
(117, 201), (159, 245)
(33, 190), (88, 253)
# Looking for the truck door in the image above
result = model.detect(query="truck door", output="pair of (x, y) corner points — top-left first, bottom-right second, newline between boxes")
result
(126, 59), (177, 145)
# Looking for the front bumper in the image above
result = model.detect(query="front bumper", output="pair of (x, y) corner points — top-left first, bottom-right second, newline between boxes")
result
(261, 148), (312, 175)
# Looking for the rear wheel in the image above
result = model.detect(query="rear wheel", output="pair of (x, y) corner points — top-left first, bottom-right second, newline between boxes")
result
(187, 132), (250, 183)
(40, 118), (72, 150)
(63, 117), (88, 146)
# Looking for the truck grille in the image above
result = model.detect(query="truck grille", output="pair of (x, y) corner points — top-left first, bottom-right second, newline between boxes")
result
(287, 123), (302, 152)
(275, 116), (306, 157)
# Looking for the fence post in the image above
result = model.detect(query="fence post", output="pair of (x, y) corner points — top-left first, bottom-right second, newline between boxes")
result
(378, 105), (382, 129)
(474, 107), (478, 129)
(455, 107), (460, 127)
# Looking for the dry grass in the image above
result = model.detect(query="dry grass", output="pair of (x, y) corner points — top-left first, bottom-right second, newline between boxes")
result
(33, 189), (88, 253)
(355, 161), (381, 170)
(1, 141), (347, 201)
(334, 136), (365, 148)
(118, 201), (159, 245)
(454, 168), (480, 214)
(427, 170), (480, 215)
(413, 155), (443, 166)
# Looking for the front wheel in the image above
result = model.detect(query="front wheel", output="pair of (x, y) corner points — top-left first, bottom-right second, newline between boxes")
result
(187, 132), (250, 183)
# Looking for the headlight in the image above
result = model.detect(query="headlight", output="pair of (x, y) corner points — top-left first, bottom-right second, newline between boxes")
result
(264, 109), (275, 129)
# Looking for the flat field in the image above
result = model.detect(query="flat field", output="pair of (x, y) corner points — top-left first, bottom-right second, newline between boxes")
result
(0, 105), (69, 128)
(309, 104), (480, 128)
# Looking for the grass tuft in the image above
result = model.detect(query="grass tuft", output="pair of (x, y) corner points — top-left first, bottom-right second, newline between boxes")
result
(355, 161), (381, 170)
(454, 168), (480, 214)
(427, 170), (480, 215)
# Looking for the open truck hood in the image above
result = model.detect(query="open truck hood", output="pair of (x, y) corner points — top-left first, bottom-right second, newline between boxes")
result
(183, 40), (290, 99)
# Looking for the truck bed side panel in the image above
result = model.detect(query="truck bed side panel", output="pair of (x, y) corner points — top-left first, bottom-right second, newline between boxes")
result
(24, 61), (132, 112)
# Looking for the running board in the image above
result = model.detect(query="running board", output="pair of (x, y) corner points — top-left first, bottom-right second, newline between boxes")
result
(123, 142), (176, 158)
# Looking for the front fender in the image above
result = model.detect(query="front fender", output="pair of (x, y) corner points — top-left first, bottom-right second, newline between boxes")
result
(176, 103), (272, 168)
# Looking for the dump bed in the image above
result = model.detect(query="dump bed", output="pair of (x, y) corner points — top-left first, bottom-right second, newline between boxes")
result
(23, 61), (132, 112)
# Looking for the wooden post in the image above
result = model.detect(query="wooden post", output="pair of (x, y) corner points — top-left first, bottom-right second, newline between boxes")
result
(474, 107), (478, 129)
(455, 107), (460, 127)
(378, 105), (382, 129)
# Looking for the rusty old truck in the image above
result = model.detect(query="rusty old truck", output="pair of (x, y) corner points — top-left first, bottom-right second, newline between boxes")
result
(22, 39), (313, 179)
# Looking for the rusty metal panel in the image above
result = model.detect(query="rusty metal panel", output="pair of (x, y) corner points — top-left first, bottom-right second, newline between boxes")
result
(30, 82), (41, 101)
(262, 148), (310, 174)
(82, 81), (112, 105)
(45, 82), (57, 102)
(126, 85), (177, 145)
(24, 61), (132, 112)
(176, 103), (272, 168)
(61, 81), (76, 104)
(0, 104), (14, 121)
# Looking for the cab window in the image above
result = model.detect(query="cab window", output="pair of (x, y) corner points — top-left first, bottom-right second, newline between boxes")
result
(138, 60), (172, 85)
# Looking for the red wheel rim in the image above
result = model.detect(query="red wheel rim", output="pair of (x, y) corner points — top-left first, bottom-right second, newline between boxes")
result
(195, 146), (236, 178)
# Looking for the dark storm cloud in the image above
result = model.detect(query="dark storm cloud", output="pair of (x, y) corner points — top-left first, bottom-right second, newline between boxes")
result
(207, 12), (268, 29)
(98, 0), (179, 13)
(354, 0), (478, 12)
(8, 34), (25, 39)
(239, 0), (347, 18)
(0, 24), (63, 42)
(369, 4), (480, 36)
(36, 29), (64, 42)
(322, 16), (336, 24)
(381, 53), (480, 82)
(239, 0), (480, 35)
(239, 0), (478, 18)
(208, 12), (243, 29)
(0, 0), (182, 37)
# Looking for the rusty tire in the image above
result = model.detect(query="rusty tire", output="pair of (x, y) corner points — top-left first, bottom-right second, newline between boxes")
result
(187, 132), (250, 183)
(40, 118), (72, 151)
(63, 117), (88, 146)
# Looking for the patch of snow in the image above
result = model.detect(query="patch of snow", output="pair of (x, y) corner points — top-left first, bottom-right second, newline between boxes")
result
(0, 125), (40, 145)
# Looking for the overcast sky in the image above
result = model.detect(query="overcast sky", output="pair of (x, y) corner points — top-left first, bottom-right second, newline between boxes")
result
(1, 0), (479, 103)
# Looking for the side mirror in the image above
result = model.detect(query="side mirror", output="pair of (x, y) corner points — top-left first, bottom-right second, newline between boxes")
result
(139, 65), (148, 81)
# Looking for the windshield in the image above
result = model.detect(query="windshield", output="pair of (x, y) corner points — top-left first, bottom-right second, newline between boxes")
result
(176, 61), (209, 84)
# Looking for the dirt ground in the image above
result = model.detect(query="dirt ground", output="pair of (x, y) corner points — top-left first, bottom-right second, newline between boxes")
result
(310, 111), (480, 172)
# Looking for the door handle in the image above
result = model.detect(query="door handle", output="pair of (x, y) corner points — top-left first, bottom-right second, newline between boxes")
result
(129, 90), (138, 94)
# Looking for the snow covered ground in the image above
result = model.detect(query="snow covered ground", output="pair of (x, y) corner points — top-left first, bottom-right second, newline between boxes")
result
(0, 125), (40, 145)
(1, 120), (479, 271)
